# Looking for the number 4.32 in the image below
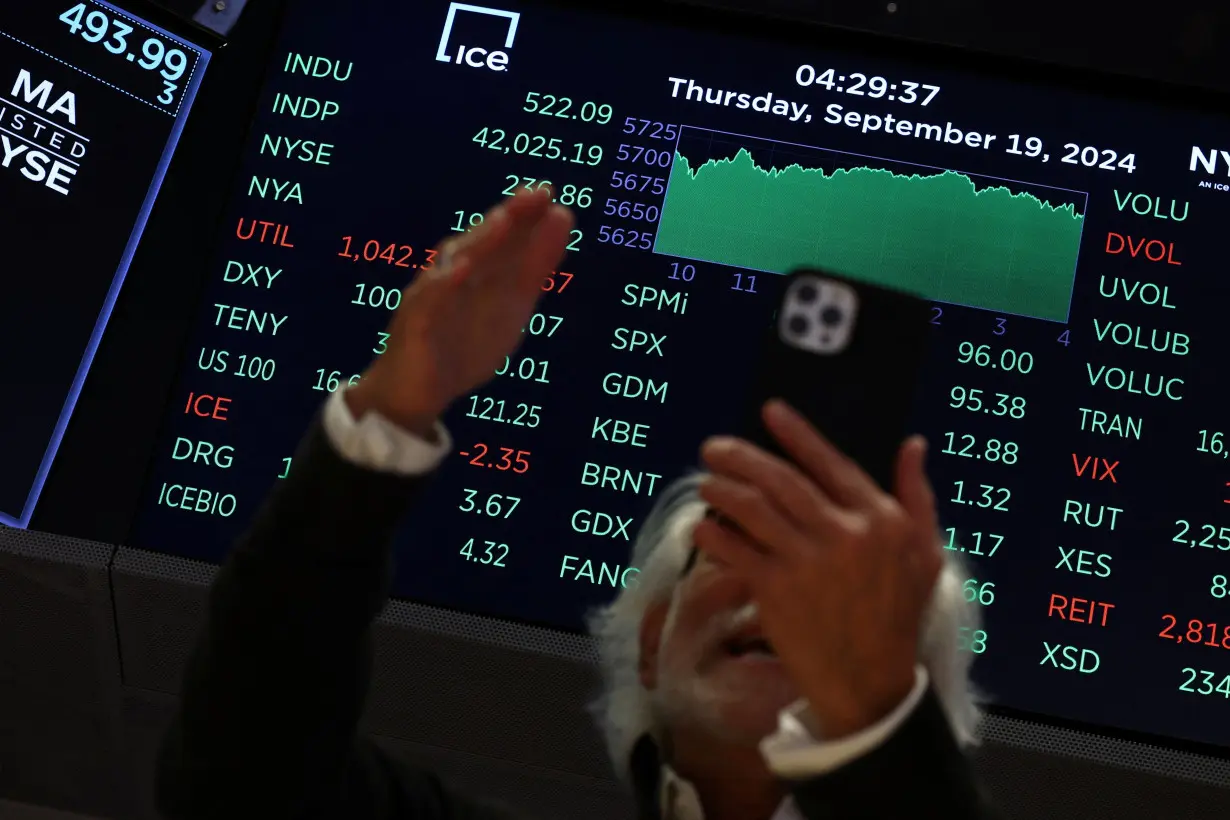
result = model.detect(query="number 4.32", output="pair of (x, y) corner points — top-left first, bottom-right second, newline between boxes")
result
(461, 538), (509, 567)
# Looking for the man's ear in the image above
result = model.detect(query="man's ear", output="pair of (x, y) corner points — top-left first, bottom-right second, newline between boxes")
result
(638, 599), (670, 691)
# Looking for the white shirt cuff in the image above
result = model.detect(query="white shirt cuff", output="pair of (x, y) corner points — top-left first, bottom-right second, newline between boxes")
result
(760, 665), (929, 779)
(321, 388), (452, 476)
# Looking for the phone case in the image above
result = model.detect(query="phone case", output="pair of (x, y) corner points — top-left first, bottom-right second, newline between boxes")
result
(737, 268), (932, 491)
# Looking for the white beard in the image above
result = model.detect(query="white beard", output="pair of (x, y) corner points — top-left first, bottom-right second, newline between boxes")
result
(650, 601), (769, 744)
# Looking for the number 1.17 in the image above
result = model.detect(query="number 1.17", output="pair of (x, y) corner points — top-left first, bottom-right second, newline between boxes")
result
(944, 528), (1004, 557)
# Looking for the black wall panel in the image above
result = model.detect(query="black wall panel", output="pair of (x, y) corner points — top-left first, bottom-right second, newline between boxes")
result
(110, 550), (214, 695)
(8, 538), (1230, 818)
(973, 740), (1230, 819)
(0, 531), (127, 818)
(368, 736), (631, 820)
(366, 602), (609, 778)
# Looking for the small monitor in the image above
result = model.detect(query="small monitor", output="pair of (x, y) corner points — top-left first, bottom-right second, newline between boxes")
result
(0, 0), (210, 527)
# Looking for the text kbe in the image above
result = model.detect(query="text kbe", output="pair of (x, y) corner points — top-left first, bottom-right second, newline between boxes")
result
(592, 417), (649, 447)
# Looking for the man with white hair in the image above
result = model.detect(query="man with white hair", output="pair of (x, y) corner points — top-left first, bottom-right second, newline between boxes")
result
(157, 189), (995, 820)
(589, 467), (984, 819)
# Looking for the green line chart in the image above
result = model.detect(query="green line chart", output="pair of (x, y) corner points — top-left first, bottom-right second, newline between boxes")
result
(654, 129), (1087, 322)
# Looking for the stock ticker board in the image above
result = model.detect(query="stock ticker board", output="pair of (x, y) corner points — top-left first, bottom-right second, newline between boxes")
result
(121, 1), (1230, 748)
(0, 1), (208, 527)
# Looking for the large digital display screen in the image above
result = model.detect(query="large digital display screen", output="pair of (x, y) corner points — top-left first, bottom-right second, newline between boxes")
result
(0, 0), (208, 527)
(121, 0), (1230, 749)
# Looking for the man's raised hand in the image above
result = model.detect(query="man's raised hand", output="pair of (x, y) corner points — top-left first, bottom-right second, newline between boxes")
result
(693, 400), (944, 738)
(346, 189), (574, 437)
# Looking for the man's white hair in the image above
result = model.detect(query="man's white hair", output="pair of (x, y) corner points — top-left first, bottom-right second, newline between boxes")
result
(586, 472), (982, 780)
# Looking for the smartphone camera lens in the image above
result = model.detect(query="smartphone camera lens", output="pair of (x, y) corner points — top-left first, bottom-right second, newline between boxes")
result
(788, 315), (810, 337)
(820, 306), (844, 326)
(796, 283), (818, 303)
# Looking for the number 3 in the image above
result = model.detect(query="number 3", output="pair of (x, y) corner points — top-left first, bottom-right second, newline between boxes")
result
(1198, 670), (1215, 695)
(104, 20), (133, 54)
(158, 80), (176, 106)
(993, 317), (1006, 336)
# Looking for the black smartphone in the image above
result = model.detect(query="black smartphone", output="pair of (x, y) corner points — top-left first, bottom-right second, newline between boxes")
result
(737, 268), (932, 491)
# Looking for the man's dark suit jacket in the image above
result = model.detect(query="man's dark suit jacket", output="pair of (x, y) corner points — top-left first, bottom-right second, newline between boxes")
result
(155, 419), (996, 819)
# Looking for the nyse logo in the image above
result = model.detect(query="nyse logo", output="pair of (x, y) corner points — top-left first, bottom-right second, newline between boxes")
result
(1, 70), (87, 196)
(435, 3), (520, 72)
(1192, 146), (1230, 191)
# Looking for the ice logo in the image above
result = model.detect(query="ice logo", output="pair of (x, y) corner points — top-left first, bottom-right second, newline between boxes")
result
(435, 3), (520, 73)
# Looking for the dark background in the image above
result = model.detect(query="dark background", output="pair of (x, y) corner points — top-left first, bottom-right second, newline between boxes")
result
(107, 0), (1230, 751)
(5, 1), (1230, 818)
